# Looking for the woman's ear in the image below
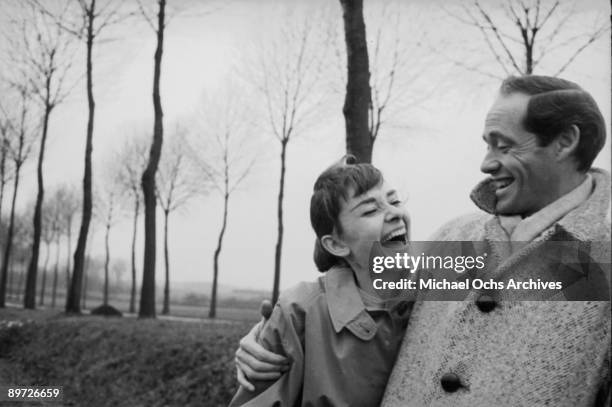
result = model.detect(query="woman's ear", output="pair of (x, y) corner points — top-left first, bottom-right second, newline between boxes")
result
(556, 124), (580, 161)
(320, 234), (350, 257)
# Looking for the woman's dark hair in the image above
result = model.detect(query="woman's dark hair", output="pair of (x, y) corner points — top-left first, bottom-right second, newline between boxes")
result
(310, 156), (383, 272)
(500, 75), (606, 172)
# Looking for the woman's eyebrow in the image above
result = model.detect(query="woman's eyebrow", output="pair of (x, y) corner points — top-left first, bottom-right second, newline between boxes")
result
(350, 197), (377, 212)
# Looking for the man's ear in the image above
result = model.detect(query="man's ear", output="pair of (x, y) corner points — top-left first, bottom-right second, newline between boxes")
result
(320, 234), (350, 257)
(555, 124), (580, 161)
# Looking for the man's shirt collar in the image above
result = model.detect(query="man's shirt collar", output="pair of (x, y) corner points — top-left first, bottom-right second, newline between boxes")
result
(470, 168), (610, 241)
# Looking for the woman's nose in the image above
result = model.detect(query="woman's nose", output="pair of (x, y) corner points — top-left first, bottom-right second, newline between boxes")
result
(384, 204), (403, 222)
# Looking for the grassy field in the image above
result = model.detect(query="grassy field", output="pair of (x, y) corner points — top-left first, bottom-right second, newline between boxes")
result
(3, 289), (263, 323)
(0, 307), (256, 407)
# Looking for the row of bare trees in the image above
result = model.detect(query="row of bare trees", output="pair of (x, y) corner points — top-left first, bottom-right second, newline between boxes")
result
(0, 0), (607, 318)
(1, 185), (88, 307)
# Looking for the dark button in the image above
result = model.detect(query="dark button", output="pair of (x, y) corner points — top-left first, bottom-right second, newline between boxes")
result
(396, 301), (410, 315)
(440, 372), (462, 393)
(475, 294), (497, 313)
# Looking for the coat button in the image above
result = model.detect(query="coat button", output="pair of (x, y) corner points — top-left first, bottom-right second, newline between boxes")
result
(475, 294), (497, 313)
(440, 372), (462, 393)
(396, 301), (411, 315)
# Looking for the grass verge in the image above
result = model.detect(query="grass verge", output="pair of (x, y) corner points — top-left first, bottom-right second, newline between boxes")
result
(0, 309), (252, 406)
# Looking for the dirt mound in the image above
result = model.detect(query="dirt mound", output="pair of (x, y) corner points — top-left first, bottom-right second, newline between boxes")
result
(90, 304), (123, 317)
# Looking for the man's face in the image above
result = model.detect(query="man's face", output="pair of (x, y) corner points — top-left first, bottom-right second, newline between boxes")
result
(334, 182), (408, 269)
(481, 92), (562, 217)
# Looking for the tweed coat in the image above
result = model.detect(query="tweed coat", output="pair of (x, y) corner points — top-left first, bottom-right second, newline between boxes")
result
(382, 168), (611, 407)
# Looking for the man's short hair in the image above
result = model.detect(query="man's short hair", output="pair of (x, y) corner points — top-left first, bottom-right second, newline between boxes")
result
(500, 75), (606, 172)
(310, 156), (383, 271)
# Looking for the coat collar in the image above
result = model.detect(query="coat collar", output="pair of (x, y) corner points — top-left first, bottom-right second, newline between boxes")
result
(470, 168), (611, 241)
(323, 266), (378, 341)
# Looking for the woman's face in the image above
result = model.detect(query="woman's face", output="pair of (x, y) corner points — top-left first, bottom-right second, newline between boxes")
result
(333, 182), (408, 271)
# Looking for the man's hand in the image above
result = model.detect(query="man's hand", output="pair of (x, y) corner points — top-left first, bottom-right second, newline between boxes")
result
(235, 300), (290, 391)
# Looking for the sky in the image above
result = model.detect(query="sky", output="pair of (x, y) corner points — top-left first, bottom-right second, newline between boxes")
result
(1, 0), (611, 294)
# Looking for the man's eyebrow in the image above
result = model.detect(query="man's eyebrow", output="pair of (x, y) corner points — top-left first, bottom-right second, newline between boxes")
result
(350, 197), (377, 212)
(483, 132), (514, 144)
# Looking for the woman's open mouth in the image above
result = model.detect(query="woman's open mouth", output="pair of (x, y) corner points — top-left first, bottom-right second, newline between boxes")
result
(381, 228), (407, 247)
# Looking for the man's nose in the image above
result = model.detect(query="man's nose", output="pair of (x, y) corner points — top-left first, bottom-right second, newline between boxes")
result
(480, 150), (501, 174)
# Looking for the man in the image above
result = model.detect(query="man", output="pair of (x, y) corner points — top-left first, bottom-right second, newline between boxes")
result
(235, 76), (611, 406)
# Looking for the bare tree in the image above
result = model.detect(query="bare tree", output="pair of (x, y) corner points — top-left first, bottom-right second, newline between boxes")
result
(47, 189), (65, 308)
(80, 227), (94, 310)
(11, 3), (77, 309)
(251, 9), (329, 305)
(137, 0), (166, 318)
(189, 92), (255, 318)
(256, 12), (327, 302)
(134, 0), (218, 318)
(339, 0), (371, 163)
(332, 1), (435, 160)
(38, 198), (58, 306)
(57, 185), (80, 302)
(445, 0), (609, 77)
(116, 134), (148, 313)
(368, 5), (435, 144)
(10, 213), (32, 301)
(93, 171), (121, 306)
(31, 0), (129, 314)
(156, 127), (200, 315)
(42, 185), (78, 307)
(0, 85), (35, 308)
(50, 216), (62, 308)
(0, 103), (12, 223)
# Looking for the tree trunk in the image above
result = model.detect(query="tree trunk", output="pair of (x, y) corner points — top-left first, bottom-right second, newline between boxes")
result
(103, 223), (110, 306)
(209, 190), (229, 319)
(7, 258), (14, 299)
(0, 138), (7, 221)
(82, 249), (90, 309)
(39, 241), (50, 306)
(525, 44), (533, 75)
(130, 195), (139, 313)
(271, 140), (288, 305)
(25, 100), (53, 309)
(17, 259), (25, 300)
(68, 0), (96, 314)
(339, 0), (372, 163)
(51, 234), (60, 308)
(162, 209), (170, 315)
(139, 0), (166, 319)
(0, 166), (21, 307)
(65, 218), (72, 299)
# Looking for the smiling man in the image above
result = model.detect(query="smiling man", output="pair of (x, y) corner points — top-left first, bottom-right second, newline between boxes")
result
(234, 76), (611, 406)
(478, 78), (604, 219)
(381, 75), (611, 406)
